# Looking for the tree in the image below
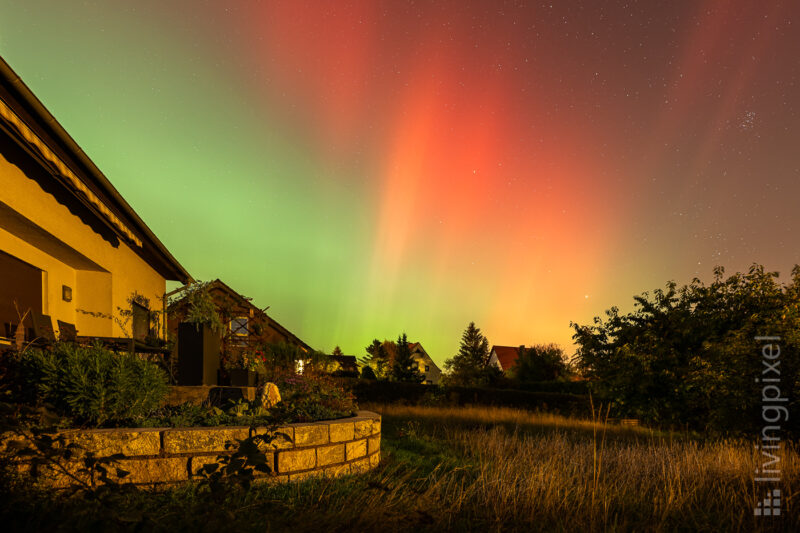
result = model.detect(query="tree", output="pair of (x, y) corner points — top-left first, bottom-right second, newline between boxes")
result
(512, 344), (569, 382)
(443, 322), (496, 387)
(572, 264), (800, 434)
(360, 339), (390, 379)
(390, 333), (424, 383)
(332, 346), (343, 356)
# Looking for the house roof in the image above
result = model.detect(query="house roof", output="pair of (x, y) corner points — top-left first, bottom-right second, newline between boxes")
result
(0, 56), (191, 283)
(169, 279), (313, 352)
(491, 345), (520, 371)
(407, 341), (441, 372)
(330, 355), (357, 369)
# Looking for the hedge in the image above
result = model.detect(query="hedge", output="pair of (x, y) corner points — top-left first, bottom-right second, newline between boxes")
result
(336, 379), (591, 417)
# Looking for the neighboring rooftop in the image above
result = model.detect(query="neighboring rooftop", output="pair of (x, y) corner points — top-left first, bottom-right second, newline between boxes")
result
(491, 345), (521, 371)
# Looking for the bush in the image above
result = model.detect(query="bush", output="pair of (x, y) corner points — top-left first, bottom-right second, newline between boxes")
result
(573, 264), (800, 434)
(340, 378), (590, 416)
(269, 370), (357, 422)
(507, 380), (590, 395)
(16, 343), (168, 426)
(511, 344), (570, 382)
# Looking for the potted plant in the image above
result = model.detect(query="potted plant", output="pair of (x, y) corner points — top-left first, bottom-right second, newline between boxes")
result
(227, 351), (263, 387)
(173, 282), (224, 386)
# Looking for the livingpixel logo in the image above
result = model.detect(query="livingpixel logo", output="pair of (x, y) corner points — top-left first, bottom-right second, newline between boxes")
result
(754, 336), (785, 518)
(754, 489), (781, 517)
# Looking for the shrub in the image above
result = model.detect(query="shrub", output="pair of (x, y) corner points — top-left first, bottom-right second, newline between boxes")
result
(17, 343), (168, 426)
(360, 366), (377, 380)
(269, 369), (357, 422)
(573, 264), (800, 433)
(511, 344), (570, 382)
(342, 379), (590, 416)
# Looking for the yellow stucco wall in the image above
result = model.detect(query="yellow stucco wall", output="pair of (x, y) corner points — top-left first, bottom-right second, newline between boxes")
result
(0, 151), (166, 338)
(412, 353), (442, 385)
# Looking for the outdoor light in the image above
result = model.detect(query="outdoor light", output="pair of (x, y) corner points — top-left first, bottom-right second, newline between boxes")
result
(62, 285), (72, 302)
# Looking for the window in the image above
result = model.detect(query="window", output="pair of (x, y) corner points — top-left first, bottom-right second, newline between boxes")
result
(425, 365), (430, 372)
(295, 359), (305, 375)
(426, 380), (433, 385)
(229, 317), (249, 346)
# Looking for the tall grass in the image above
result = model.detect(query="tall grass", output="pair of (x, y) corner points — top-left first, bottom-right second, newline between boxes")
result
(2, 404), (796, 532)
(361, 404), (799, 532)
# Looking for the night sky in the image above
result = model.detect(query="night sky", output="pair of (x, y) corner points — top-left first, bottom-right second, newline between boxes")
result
(1, 1), (799, 365)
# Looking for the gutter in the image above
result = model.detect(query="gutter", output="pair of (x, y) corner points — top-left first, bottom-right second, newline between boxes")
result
(0, 56), (193, 284)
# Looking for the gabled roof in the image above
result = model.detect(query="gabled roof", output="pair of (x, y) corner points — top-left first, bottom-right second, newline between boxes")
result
(407, 341), (441, 372)
(491, 345), (520, 371)
(0, 56), (191, 283)
(169, 279), (313, 351)
(330, 355), (358, 369)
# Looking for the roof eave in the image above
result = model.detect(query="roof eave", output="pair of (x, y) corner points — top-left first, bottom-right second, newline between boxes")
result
(0, 56), (192, 284)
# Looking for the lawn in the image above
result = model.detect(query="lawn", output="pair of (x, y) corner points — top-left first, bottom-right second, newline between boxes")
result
(2, 404), (797, 532)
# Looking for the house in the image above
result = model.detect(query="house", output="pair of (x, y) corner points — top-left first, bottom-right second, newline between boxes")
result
(167, 279), (312, 360)
(0, 56), (190, 343)
(408, 342), (442, 385)
(328, 354), (358, 376)
(488, 345), (522, 373)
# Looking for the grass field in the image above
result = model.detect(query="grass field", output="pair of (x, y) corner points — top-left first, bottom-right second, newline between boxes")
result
(2, 404), (798, 532)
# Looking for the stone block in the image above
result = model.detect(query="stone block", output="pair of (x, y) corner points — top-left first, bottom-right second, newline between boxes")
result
(251, 426), (294, 450)
(189, 452), (275, 478)
(21, 458), (87, 489)
(114, 457), (189, 484)
(371, 419), (381, 435)
(63, 428), (162, 457)
(346, 439), (367, 461)
(354, 419), (372, 439)
(277, 448), (316, 473)
(369, 452), (381, 467)
(163, 427), (249, 454)
(316, 444), (345, 466)
(324, 463), (351, 477)
(350, 457), (370, 473)
(293, 424), (328, 447)
(328, 421), (355, 443)
(368, 435), (381, 455)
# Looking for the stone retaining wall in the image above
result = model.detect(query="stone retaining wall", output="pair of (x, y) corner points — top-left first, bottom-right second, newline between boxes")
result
(9, 411), (381, 486)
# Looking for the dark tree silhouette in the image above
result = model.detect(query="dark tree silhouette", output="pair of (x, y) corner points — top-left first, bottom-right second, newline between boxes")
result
(390, 333), (424, 383)
(443, 322), (498, 386)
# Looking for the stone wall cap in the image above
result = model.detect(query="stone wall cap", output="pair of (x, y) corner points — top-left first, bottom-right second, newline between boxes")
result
(41, 412), (379, 436)
(58, 427), (168, 435)
(162, 426), (251, 433)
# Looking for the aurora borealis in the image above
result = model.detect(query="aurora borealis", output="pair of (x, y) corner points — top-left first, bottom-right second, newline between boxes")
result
(1, 1), (799, 366)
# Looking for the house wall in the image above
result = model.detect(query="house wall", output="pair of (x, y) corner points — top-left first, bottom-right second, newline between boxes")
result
(488, 350), (503, 371)
(411, 351), (442, 385)
(0, 152), (166, 338)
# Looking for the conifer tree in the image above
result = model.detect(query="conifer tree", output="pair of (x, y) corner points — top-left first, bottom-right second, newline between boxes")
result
(443, 322), (495, 386)
(360, 339), (389, 379)
(390, 333), (424, 383)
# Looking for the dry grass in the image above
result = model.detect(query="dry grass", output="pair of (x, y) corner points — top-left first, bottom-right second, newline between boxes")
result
(3, 403), (797, 532)
(346, 403), (799, 532)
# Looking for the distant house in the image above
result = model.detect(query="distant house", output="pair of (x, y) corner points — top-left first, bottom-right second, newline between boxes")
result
(488, 345), (522, 373)
(168, 279), (312, 360)
(408, 342), (442, 385)
(0, 56), (190, 343)
(328, 354), (358, 375)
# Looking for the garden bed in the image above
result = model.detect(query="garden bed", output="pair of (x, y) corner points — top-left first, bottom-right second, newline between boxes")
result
(5, 411), (381, 487)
